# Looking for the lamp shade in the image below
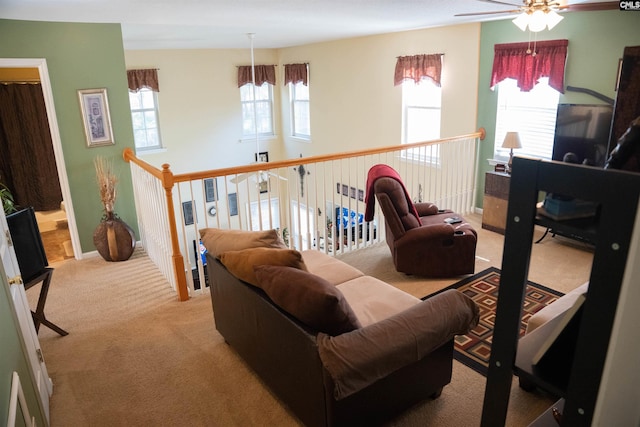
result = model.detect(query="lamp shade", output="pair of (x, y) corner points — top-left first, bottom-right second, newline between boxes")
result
(502, 132), (523, 149)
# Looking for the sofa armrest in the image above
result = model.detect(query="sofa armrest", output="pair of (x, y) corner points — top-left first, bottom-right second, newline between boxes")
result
(317, 289), (479, 400)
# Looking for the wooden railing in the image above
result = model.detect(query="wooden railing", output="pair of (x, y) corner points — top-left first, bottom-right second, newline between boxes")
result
(123, 129), (485, 301)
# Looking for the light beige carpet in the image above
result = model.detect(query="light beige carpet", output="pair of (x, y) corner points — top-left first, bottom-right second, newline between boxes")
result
(31, 213), (593, 426)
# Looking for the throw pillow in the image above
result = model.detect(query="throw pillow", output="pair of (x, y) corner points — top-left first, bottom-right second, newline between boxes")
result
(253, 265), (361, 336)
(200, 228), (286, 258)
(219, 247), (307, 286)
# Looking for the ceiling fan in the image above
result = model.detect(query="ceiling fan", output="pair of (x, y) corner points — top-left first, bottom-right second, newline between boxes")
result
(455, 0), (619, 18)
(456, 1), (619, 32)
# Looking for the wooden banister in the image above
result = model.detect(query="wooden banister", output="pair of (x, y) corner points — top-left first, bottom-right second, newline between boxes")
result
(123, 148), (188, 301)
(172, 130), (486, 183)
(123, 129), (485, 301)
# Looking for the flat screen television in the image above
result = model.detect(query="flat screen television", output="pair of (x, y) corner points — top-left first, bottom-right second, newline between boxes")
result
(551, 103), (613, 167)
(6, 207), (48, 283)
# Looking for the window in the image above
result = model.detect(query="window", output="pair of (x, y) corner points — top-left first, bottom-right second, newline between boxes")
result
(290, 81), (310, 138)
(248, 198), (280, 231)
(290, 200), (314, 250)
(129, 88), (162, 151)
(401, 79), (442, 161)
(494, 78), (560, 162)
(240, 83), (274, 138)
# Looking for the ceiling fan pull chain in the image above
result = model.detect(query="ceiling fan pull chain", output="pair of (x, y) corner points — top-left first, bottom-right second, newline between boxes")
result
(525, 28), (538, 56)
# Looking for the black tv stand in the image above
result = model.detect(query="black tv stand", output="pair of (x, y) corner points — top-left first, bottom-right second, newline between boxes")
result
(534, 209), (597, 245)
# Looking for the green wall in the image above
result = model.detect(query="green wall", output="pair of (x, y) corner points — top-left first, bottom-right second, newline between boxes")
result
(476, 10), (640, 208)
(0, 19), (138, 252)
(0, 264), (46, 425)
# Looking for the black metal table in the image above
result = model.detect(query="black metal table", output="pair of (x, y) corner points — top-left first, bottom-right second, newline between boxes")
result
(24, 267), (68, 336)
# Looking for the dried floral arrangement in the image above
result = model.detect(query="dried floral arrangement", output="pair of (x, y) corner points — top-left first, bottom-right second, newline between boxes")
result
(94, 156), (118, 217)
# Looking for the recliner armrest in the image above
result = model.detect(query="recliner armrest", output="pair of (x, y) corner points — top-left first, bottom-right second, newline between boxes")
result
(317, 289), (479, 400)
(414, 202), (440, 216)
(398, 222), (456, 241)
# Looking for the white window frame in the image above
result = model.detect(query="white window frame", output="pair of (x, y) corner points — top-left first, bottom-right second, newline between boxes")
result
(494, 77), (560, 163)
(290, 200), (314, 251)
(129, 88), (162, 152)
(290, 81), (310, 139)
(401, 79), (442, 164)
(241, 83), (275, 139)
(247, 198), (280, 231)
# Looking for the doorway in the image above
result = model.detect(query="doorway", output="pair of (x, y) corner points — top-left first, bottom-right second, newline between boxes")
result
(0, 58), (80, 262)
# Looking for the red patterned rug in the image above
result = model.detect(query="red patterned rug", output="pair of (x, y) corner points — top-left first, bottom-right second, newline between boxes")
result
(424, 267), (563, 376)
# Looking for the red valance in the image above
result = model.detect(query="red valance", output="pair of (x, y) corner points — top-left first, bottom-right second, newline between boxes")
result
(284, 63), (308, 86)
(490, 39), (568, 93)
(237, 65), (276, 87)
(127, 69), (159, 92)
(394, 54), (443, 87)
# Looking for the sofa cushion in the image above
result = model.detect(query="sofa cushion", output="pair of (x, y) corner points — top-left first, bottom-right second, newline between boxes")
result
(254, 265), (362, 336)
(336, 276), (421, 327)
(301, 250), (364, 286)
(219, 247), (307, 286)
(200, 228), (286, 258)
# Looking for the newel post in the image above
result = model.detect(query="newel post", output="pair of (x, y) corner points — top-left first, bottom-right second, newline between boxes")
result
(160, 163), (189, 301)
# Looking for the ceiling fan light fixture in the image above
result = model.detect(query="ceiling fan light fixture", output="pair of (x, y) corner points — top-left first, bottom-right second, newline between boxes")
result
(545, 9), (564, 30)
(512, 4), (564, 33)
(528, 10), (547, 32)
(512, 13), (530, 31)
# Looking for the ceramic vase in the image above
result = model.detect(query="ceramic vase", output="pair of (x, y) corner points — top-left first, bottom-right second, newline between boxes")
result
(93, 212), (136, 261)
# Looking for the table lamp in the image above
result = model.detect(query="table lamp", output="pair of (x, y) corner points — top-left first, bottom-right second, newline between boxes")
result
(502, 132), (522, 173)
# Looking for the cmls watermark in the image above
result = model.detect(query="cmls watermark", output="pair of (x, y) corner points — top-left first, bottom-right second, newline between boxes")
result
(620, 1), (640, 10)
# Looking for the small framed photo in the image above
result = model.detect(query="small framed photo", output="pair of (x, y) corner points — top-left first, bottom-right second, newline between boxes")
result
(78, 88), (115, 147)
(259, 179), (269, 194)
(255, 151), (269, 163)
(182, 201), (195, 226)
(204, 178), (218, 202)
(228, 193), (238, 216)
(358, 189), (364, 202)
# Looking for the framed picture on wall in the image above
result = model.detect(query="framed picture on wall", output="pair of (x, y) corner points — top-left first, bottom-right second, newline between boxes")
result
(255, 151), (269, 163)
(228, 193), (238, 216)
(77, 88), (115, 147)
(182, 201), (195, 225)
(204, 178), (218, 202)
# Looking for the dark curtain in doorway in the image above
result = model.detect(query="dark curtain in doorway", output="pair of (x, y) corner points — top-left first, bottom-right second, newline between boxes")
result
(0, 83), (63, 211)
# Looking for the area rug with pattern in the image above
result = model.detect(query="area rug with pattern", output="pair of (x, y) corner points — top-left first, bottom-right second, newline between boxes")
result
(424, 267), (563, 376)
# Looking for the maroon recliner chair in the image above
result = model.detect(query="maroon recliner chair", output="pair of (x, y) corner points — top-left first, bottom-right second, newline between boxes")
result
(366, 165), (477, 277)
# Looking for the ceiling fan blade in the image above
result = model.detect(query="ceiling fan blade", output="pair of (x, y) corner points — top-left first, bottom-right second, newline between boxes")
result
(558, 2), (620, 12)
(267, 171), (288, 181)
(230, 171), (287, 184)
(477, 0), (524, 7)
(455, 9), (522, 16)
(230, 173), (250, 184)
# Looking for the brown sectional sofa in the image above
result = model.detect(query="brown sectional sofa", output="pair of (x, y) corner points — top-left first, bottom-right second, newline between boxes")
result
(202, 228), (479, 427)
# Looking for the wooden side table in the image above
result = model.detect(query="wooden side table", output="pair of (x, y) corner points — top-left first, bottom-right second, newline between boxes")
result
(482, 171), (510, 234)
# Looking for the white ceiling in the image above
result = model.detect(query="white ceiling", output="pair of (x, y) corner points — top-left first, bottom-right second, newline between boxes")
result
(0, 0), (617, 50)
